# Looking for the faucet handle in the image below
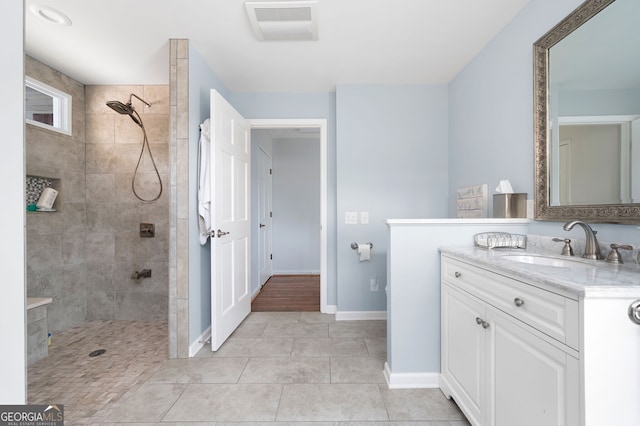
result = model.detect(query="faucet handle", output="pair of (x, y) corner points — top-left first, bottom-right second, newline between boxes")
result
(606, 243), (633, 264)
(552, 238), (574, 256)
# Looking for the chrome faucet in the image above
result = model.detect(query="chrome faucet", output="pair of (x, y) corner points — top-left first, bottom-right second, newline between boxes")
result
(563, 220), (603, 260)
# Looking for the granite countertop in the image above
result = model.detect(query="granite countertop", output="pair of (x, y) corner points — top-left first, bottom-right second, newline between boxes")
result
(439, 246), (640, 298)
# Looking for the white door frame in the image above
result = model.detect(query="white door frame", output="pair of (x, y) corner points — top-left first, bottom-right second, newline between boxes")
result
(249, 118), (329, 313)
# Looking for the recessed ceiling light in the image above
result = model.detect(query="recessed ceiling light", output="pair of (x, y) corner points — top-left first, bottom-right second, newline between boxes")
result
(30, 4), (72, 27)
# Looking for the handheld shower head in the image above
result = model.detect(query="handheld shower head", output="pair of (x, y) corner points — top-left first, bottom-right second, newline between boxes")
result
(106, 94), (151, 127)
(106, 100), (134, 115)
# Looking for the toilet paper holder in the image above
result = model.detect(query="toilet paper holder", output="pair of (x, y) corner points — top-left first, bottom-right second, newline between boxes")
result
(351, 242), (373, 250)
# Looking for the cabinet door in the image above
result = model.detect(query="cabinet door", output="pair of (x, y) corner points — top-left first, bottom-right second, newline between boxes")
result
(487, 309), (579, 426)
(442, 284), (487, 426)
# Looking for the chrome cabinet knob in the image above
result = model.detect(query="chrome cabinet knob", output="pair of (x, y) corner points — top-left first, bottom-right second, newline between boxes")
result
(514, 297), (525, 307)
(628, 300), (640, 325)
(481, 320), (490, 329)
(454, 271), (462, 278)
(476, 317), (482, 325)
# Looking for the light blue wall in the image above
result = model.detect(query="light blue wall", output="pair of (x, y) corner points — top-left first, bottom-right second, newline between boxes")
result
(336, 85), (449, 312)
(187, 44), (231, 343)
(272, 138), (321, 274)
(448, 0), (584, 217)
(230, 92), (338, 305)
(448, 0), (640, 243)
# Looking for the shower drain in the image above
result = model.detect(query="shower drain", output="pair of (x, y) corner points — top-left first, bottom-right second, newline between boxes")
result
(89, 349), (106, 357)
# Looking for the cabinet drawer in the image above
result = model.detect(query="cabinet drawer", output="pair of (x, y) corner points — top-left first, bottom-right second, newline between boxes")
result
(442, 256), (579, 350)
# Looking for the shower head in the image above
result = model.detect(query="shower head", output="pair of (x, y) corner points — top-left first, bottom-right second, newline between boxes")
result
(106, 100), (135, 115)
(106, 92), (151, 128)
(106, 100), (143, 127)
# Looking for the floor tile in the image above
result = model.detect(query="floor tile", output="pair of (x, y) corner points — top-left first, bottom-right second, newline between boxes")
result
(216, 423), (334, 426)
(243, 312), (301, 323)
(27, 316), (470, 425)
(105, 383), (187, 422)
(263, 322), (329, 338)
(299, 312), (336, 323)
(211, 337), (294, 357)
(334, 422), (451, 426)
(162, 383), (282, 422)
(147, 357), (248, 383)
(230, 321), (268, 337)
(329, 320), (387, 338)
(330, 357), (386, 384)
(292, 337), (369, 357)
(239, 357), (330, 384)
(365, 337), (387, 358)
(379, 386), (466, 421)
(277, 383), (388, 422)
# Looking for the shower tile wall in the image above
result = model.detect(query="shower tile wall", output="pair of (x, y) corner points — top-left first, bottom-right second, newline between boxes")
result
(25, 56), (87, 333)
(85, 85), (170, 320)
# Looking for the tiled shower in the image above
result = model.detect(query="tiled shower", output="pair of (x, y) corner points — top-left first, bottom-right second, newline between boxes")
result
(25, 56), (169, 335)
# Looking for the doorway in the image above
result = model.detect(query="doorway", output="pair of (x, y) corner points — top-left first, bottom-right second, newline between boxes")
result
(249, 119), (328, 312)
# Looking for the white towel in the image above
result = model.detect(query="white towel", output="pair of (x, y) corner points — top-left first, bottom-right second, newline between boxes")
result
(198, 119), (212, 245)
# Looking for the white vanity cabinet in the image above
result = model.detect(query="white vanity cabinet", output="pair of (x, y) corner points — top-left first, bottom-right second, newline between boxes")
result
(440, 255), (580, 426)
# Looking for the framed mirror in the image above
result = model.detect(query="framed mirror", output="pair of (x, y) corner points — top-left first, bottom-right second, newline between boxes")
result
(533, 0), (640, 223)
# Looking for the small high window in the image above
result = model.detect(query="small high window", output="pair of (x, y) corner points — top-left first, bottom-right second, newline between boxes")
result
(25, 76), (72, 136)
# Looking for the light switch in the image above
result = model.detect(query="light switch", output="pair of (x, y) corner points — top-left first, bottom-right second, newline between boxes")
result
(360, 212), (369, 225)
(345, 211), (358, 224)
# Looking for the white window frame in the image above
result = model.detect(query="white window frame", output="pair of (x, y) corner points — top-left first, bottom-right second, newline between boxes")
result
(25, 76), (72, 136)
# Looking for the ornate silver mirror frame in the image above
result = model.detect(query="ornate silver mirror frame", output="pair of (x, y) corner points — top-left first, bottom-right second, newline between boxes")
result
(533, 0), (640, 223)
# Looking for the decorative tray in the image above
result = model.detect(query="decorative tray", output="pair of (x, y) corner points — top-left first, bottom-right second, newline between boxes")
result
(474, 232), (527, 249)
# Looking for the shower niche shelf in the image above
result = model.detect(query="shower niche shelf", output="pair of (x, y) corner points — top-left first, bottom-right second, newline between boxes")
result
(26, 175), (61, 212)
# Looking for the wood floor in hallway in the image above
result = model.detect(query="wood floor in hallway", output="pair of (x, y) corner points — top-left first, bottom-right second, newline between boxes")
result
(252, 274), (320, 312)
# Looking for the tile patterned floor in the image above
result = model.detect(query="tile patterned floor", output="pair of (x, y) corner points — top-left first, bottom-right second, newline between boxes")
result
(28, 313), (470, 425)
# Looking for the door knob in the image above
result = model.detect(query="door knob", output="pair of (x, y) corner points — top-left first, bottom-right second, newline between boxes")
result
(260, 223), (266, 228)
(217, 229), (230, 238)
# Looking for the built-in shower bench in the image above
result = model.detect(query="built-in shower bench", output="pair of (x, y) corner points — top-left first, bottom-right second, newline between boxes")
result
(27, 297), (52, 366)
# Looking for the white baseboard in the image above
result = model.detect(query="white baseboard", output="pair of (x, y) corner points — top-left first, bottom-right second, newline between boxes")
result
(188, 326), (212, 358)
(251, 286), (261, 301)
(335, 310), (386, 321)
(383, 362), (440, 389)
(322, 304), (337, 314)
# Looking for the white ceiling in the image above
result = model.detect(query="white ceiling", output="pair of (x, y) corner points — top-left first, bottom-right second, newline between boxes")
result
(25, 0), (530, 93)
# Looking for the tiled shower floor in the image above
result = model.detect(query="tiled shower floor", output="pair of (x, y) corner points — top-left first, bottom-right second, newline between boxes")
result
(27, 314), (470, 425)
(27, 319), (168, 424)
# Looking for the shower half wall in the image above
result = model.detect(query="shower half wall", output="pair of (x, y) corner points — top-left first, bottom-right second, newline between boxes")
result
(25, 56), (169, 334)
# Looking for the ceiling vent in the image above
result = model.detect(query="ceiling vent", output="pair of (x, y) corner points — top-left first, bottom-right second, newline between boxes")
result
(245, 1), (318, 41)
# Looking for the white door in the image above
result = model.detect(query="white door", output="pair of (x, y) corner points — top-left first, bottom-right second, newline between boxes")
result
(258, 147), (273, 286)
(210, 90), (251, 351)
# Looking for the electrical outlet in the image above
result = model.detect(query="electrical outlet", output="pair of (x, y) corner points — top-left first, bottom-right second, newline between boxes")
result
(370, 278), (379, 292)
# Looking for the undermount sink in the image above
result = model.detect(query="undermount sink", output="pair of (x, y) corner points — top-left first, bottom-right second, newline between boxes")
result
(501, 254), (595, 269)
